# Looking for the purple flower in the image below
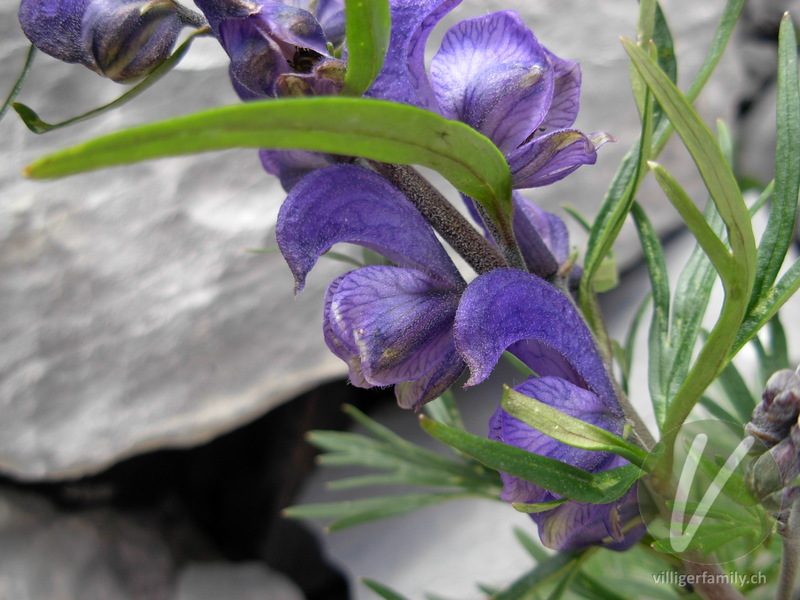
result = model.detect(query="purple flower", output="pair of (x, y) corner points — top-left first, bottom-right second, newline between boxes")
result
(455, 268), (644, 550)
(19, 0), (187, 82)
(193, 0), (346, 98)
(368, 4), (611, 189)
(276, 164), (466, 409)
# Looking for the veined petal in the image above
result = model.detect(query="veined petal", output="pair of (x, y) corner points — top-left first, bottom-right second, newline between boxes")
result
(365, 0), (461, 109)
(454, 268), (617, 408)
(322, 274), (369, 388)
(538, 49), (581, 133)
(508, 130), (610, 189)
(277, 165), (462, 291)
(327, 266), (461, 386)
(394, 343), (464, 410)
(430, 11), (553, 153)
(535, 484), (643, 551)
(490, 377), (622, 505)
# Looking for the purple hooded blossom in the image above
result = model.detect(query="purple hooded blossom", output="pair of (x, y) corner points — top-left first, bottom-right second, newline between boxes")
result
(19, 0), (186, 82)
(193, 0), (346, 99)
(368, 4), (611, 189)
(455, 268), (644, 550)
(276, 164), (467, 409)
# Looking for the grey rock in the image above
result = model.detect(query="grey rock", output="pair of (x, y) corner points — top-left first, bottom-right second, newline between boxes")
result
(1, 2), (348, 479)
(174, 562), (303, 600)
(0, 487), (173, 600)
(0, 0), (751, 481)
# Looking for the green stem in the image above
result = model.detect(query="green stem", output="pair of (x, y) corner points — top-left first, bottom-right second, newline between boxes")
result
(779, 497), (800, 600)
(0, 45), (36, 124)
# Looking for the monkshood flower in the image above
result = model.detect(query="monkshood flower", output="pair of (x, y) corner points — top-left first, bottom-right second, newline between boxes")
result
(19, 0), (188, 82)
(276, 164), (467, 410)
(368, 3), (610, 189)
(193, 0), (346, 99)
(455, 268), (644, 550)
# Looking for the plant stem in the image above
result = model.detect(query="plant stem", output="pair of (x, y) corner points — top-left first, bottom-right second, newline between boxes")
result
(682, 561), (747, 600)
(369, 161), (506, 275)
(779, 497), (800, 600)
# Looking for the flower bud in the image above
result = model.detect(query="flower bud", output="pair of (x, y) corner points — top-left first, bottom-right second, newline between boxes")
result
(19, 0), (189, 82)
(746, 367), (800, 450)
(83, 0), (185, 82)
(746, 419), (800, 503)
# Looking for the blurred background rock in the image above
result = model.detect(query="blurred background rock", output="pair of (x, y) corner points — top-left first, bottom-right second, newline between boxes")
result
(0, 0), (796, 598)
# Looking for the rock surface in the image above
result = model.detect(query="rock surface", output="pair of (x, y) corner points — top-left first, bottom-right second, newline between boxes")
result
(0, 0), (749, 480)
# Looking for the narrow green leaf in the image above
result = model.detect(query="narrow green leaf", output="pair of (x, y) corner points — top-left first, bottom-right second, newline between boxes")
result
(651, 523), (754, 555)
(715, 360), (756, 423)
(502, 387), (649, 468)
(630, 202), (671, 427)
(698, 396), (743, 430)
(491, 551), (583, 600)
(749, 14), (800, 312)
(648, 162), (735, 280)
(652, 4), (677, 83)
(513, 527), (550, 562)
(13, 29), (209, 133)
(512, 499), (568, 514)
(623, 38), (756, 284)
(732, 255), (800, 356)
(340, 0), (391, 96)
(25, 97), (513, 235)
(419, 416), (642, 504)
(283, 491), (473, 531)
(422, 390), (466, 432)
(0, 45), (35, 124)
(362, 579), (410, 600)
(664, 200), (723, 404)
(621, 291), (651, 396)
(546, 551), (592, 600)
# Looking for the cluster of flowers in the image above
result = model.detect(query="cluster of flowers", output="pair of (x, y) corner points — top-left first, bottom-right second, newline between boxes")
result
(19, 0), (643, 550)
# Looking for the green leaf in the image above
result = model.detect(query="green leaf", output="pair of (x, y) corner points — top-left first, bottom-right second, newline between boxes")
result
(0, 45), (35, 125)
(621, 291), (652, 396)
(25, 97), (513, 237)
(340, 0), (391, 96)
(663, 200), (723, 404)
(732, 255), (800, 356)
(13, 29), (209, 133)
(283, 491), (474, 531)
(630, 202), (671, 428)
(362, 579), (411, 600)
(513, 527), (550, 562)
(748, 14), (800, 312)
(491, 551), (584, 600)
(419, 416), (643, 504)
(422, 390), (466, 432)
(512, 499), (568, 514)
(651, 522), (755, 556)
(715, 360), (756, 423)
(648, 162), (735, 280)
(502, 386), (649, 468)
(623, 38), (755, 283)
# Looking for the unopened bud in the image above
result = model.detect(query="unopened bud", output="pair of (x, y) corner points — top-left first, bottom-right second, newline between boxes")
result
(745, 367), (800, 450)
(19, 0), (194, 83)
